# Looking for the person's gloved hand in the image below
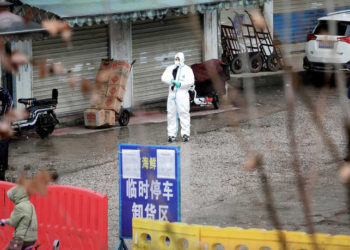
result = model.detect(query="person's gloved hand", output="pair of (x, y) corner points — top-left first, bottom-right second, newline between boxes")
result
(0, 219), (6, 226)
(174, 81), (181, 88)
(170, 80), (175, 91)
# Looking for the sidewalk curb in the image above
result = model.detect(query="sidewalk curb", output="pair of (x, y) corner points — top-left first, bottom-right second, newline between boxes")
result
(52, 105), (239, 137)
(228, 70), (304, 89)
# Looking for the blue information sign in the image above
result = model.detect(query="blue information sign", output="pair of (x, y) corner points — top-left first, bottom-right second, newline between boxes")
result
(119, 144), (181, 238)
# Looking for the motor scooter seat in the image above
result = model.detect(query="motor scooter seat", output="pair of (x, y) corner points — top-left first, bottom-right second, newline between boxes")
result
(18, 98), (36, 105)
(34, 98), (57, 106)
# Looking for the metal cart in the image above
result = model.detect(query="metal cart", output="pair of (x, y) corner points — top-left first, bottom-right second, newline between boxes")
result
(114, 60), (136, 126)
(221, 24), (245, 74)
(221, 12), (264, 74)
(245, 10), (284, 71)
(229, 12), (264, 73)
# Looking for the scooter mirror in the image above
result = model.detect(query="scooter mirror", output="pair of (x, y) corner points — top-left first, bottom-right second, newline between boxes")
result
(52, 89), (58, 100)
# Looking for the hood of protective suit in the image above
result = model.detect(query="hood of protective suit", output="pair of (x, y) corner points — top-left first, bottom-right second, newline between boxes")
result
(174, 52), (185, 67)
(7, 185), (29, 205)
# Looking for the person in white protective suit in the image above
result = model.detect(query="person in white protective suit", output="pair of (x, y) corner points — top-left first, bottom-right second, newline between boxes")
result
(161, 52), (194, 142)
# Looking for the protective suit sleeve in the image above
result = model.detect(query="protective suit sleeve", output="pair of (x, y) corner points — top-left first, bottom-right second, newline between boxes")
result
(161, 66), (174, 85)
(178, 66), (195, 90)
(7, 205), (24, 228)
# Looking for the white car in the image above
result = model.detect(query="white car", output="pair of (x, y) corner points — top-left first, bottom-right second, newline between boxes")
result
(303, 10), (350, 72)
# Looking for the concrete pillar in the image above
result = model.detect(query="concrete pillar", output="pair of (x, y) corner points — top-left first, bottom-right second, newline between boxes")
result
(204, 10), (219, 61)
(109, 21), (133, 108)
(264, 0), (273, 35)
(11, 40), (33, 108)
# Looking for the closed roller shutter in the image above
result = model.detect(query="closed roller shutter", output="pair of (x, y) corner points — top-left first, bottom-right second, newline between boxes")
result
(32, 25), (109, 116)
(275, 0), (349, 13)
(274, 0), (350, 43)
(132, 15), (203, 104)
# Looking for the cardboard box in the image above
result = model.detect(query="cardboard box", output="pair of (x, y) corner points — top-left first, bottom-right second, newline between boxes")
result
(112, 61), (131, 74)
(90, 84), (108, 108)
(106, 84), (126, 101)
(87, 60), (130, 114)
(100, 97), (122, 113)
(99, 82), (108, 92)
(101, 60), (130, 75)
(96, 69), (112, 85)
(105, 110), (116, 126)
(109, 72), (129, 87)
(106, 84), (119, 97)
(110, 61), (130, 87)
(96, 83), (108, 97)
(98, 60), (130, 86)
(84, 109), (105, 127)
(116, 85), (126, 102)
(100, 59), (114, 70)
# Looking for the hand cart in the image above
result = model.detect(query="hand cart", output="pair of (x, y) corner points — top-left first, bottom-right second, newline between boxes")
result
(84, 60), (136, 128)
(245, 10), (284, 71)
(221, 23), (245, 74)
(114, 60), (136, 127)
(229, 12), (264, 73)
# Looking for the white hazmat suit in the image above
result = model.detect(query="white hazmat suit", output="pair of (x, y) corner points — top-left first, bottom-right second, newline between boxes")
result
(161, 52), (194, 141)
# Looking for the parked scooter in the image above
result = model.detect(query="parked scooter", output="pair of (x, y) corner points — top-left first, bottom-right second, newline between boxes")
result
(190, 59), (230, 110)
(15, 89), (59, 138)
(189, 85), (220, 109)
(1, 89), (59, 139)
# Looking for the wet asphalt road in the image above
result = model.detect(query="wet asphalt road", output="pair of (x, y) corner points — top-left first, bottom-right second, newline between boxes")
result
(6, 79), (350, 248)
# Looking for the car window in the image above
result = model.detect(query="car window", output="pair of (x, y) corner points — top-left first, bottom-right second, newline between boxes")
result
(314, 20), (350, 36)
(346, 23), (350, 36)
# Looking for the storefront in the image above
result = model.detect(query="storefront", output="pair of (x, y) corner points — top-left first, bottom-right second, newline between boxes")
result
(32, 25), (109, 115)
(132, 15), (203, 104)
(4, 0), (269, 117)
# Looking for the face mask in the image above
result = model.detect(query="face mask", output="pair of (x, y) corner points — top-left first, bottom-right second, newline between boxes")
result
(175, 61), (180, 67)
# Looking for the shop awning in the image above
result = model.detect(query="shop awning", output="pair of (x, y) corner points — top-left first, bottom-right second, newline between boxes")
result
(17, 0), (269, 27)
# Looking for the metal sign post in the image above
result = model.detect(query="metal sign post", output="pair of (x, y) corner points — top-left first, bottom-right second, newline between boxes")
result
(118, 144), (181, 243)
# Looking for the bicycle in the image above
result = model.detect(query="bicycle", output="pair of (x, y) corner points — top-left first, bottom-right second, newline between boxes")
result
(1, 220), (60, 250)
(24, 240), (60, 250)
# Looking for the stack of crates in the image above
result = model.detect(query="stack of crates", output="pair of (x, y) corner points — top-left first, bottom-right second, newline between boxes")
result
(84, 59), (131, 127)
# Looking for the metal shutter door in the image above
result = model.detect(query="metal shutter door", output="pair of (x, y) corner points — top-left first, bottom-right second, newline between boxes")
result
(32, 25), (109, 116)
(132, 15), (203, 104)
(275, 0), (350, 13)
